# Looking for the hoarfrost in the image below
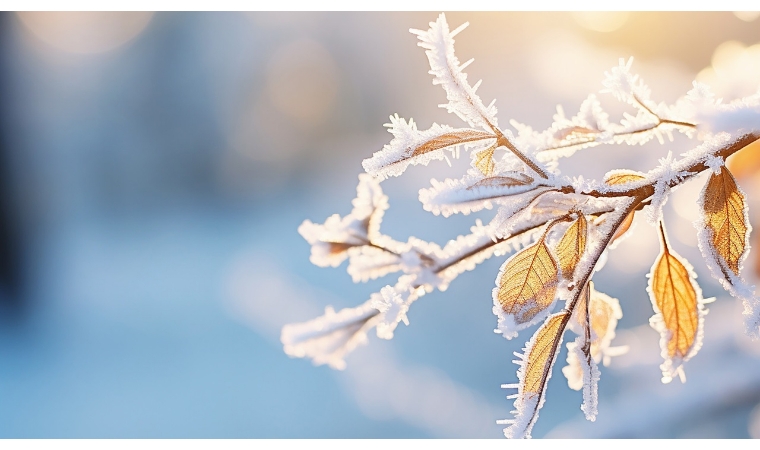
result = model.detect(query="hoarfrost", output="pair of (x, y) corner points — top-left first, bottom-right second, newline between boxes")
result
(362, 114), (495, 180)
(646, 240), (710, 384)
(281, 300), (380, 370)
(410, 13), (499, 131)
(562, 336), (600, 422)
(371, 285), (414, 340)
(499, 313), (567, 439)
(299, 174), (390, 268)
(694, 172), (760, 338)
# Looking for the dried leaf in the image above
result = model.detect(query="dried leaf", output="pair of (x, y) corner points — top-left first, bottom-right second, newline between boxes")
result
(473, 144), (497, 176)
(647, 222), (706, 383)
(328, 242), (354, 255)
(556, 215), (588, 280)
(411, 129), (495, 157)
(501, 311), (568, 438)
(467, 172), (534, 190)
(701, 166), (749, 277)
(495, 233), (559, 329)
(604, 170), (646, 185)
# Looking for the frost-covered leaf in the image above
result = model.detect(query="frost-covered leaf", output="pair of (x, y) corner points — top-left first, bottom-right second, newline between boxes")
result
(473, 143), (497, 176)
(493, 230), (559, 339)
(419, 171), (544, 218)
(500, 311), (568, 439)
(556, 214), (588, 280)
(467, 173), (534, 190)
(647, 222), (708, 383)
(362, 115), (495, 180)
(346, 244), (406, 283)
(603, 170), (646, 186)
(701, 165), (749, 277)
(531, 95), (610, 162)
(413, 129), (496, 157)
(410, 13), (499, 130)
(610, 210), (636, 245)
(281, 300), (380, 370)
(299, 174), (391, 268)
(695, 162), (760, 338)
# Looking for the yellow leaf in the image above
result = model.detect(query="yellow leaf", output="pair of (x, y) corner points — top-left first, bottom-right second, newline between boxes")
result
(556, 215), (587, 280)
(467, 172), (534, 190)
(604, 170), (646, 186)
(495, 234), (559, 327)
(701, 166), (749, 277)
(647, 222), (706, 383)
(522, 312), (568, 394)
(473, 144), (496, 176)
(411, 129), (495, 157)
(502, 311), (569, 438)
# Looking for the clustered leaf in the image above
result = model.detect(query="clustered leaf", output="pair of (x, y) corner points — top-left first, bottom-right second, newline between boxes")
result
(282, 12), (760, 439)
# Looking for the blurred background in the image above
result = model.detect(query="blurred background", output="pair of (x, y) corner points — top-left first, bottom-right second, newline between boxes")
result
(1, 11), (760, 438)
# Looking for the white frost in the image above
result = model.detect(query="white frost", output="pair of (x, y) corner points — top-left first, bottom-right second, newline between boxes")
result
(362, 114), (495, 180)
(281, 300), (380, 371)
(410, 13), (499, 130)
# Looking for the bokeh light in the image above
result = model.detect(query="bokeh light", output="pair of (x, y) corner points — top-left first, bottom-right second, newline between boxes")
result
(16, 12), (153, 54)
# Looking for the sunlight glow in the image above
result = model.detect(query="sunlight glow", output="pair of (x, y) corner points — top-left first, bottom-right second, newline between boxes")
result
(16, 12), (153, 54)
(571, 12), (629, 33)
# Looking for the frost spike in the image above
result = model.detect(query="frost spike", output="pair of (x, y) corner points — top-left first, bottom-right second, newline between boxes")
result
(410, 13), (499, 131)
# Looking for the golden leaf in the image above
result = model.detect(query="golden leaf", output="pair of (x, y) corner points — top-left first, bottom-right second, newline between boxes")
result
(473, 144), (496, 176)
(467, 172), (534, 190)
(522, 312), (568, 394)
(604, 170), (646, 186)
(556, 215), (587, 280)
(496, 234), (559, 326)
(701, 166), (748, 277)
(611, 210), (635, 243)
(411, 129), (495, 157)
(502, 311), (569, 439)
(647, 222), (705, 382)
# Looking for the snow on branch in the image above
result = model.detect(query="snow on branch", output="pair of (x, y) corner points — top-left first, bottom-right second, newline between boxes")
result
(279, 13), (760, 439)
